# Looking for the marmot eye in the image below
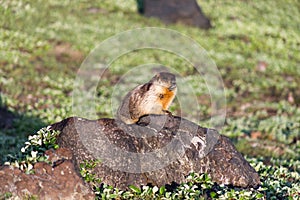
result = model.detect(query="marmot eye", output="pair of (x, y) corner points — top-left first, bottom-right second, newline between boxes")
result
(159, 94), (164, 99)
(160, 77), (168, 82)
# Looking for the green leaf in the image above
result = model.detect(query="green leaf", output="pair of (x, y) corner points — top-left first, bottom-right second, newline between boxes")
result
(159, 185), (166, 195)
(109, 194), (118, 198)
(129, 185), (141, 194)
(210, 191), (217, 198)
(256, 193), (264, 198)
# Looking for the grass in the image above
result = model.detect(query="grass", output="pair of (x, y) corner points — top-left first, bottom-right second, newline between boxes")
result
(0, 0), (299, 199)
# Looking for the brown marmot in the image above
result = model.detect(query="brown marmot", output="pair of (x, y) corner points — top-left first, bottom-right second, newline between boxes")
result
(117, 72), (177, 124)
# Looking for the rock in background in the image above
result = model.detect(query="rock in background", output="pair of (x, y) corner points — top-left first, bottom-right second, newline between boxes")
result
(137, 0), (212, 29)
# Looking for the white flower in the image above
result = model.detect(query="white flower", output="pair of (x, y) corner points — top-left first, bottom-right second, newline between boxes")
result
(31, 151), (38, 158)
(152, 186), (158, 194)
(14, 161), (19, 168)
(28, 135), (35, 140)
(27, 163), (33, 171)
(37, 139), (42, 146)
(4, 162), (10, 165)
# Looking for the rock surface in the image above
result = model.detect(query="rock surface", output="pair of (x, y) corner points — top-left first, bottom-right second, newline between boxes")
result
(138, 0), (211, 29)
(0, 148), (94, 199)
(51, 115), (261, 190)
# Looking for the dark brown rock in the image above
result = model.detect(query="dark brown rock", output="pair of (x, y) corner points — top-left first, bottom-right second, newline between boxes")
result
(0, 107), (15, 129)
(51, 115), (260, 190)
(138, 0), (212, 29)
(0, 148), (94, 199)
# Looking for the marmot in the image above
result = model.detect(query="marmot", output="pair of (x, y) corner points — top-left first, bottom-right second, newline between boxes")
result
(117, 72), (177, 124)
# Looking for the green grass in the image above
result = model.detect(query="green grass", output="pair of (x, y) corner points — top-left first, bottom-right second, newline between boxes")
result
(0, 0), (299, 199)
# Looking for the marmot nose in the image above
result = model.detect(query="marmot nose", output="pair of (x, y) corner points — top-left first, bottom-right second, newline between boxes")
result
(169, 83), (176, 90)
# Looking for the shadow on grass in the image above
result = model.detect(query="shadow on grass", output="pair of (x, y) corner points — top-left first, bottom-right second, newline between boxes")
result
(0, 102), (46, 164)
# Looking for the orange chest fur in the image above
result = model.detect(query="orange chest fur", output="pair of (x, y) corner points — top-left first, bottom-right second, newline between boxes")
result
(158, 88), (175, 109)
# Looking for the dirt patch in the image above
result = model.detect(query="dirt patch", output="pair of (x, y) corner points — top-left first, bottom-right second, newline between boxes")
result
(50, 41), (85, 64)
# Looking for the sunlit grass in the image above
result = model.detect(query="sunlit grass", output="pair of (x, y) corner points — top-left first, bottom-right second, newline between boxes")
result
(0, 0), (299, 198)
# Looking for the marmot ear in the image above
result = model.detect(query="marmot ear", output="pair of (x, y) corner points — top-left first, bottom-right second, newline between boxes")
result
(141, 82), (152, 92)
(150, 74), (159, 82)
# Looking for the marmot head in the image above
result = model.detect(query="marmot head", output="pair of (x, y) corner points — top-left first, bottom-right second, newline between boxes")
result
(150, 72), (176, 91)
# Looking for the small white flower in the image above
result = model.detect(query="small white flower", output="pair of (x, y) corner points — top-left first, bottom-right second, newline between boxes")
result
(31, 151), (38, 158)
(21, 147), (26, 153)
(27, 163), (33, 171)
(15, 161), (19, 168)
(142, 185), (149, 191)
(152, 186), (158, 194)
(243, 191), (252, 196)
(28, 135), (34, 140)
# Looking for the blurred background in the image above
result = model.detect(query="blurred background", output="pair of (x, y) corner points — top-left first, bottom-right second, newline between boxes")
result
(0, 0), (299, 167)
